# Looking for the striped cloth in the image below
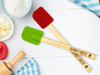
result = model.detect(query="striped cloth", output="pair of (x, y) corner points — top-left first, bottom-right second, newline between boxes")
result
(69, 0), (100, 17)
(14, 58), (40, 75)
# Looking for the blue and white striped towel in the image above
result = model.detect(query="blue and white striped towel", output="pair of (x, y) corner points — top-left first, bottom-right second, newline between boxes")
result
(14, 58), (40, 75)
(69, 0), (100, 17)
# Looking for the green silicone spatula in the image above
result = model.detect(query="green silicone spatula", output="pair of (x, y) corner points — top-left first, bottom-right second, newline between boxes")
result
(21, 26), (96, 59)
(22, 26), (44, 45)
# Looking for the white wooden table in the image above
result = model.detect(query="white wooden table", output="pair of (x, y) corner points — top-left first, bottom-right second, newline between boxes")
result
(0, 0), (100, 75)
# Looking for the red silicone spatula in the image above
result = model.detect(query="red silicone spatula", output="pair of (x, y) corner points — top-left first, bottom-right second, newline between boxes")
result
(33, 7), (69, 45)
(33, 7), (53, 29)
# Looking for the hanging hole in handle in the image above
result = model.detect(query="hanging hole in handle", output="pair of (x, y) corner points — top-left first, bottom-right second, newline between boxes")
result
(85, 65), (88, 68)
(88, 54), (91, 57)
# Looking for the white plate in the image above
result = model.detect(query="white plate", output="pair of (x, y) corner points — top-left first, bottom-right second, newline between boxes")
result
(0, 14), (14, 41)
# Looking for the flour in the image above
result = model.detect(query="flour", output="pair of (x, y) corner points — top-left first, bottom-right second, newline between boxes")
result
(4, 0), (29, 16)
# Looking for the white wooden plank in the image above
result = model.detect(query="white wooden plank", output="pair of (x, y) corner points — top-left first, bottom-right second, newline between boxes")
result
(0, 0), (82, 13)
(34, 56), (100, 75)
(31, 0), (82, 11)
(0, 56), (99, 75)
(0, 0), (83, 14)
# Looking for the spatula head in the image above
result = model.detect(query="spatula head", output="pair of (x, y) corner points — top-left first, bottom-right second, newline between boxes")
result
(21, 26), (44, 45)
(32, 7), (53, 29)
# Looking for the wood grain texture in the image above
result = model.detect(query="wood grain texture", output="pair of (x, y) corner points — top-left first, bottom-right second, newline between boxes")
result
(48, 24), (70, 45)
(0, 62), (12, 75)
(31, 0), (82, 11)
(0, 51), (25, 75)
(7, 50), (26, 69)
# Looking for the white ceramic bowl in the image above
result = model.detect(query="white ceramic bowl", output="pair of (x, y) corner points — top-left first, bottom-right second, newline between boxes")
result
(0, 0), (32, 18)
(0, 14), (14, 41)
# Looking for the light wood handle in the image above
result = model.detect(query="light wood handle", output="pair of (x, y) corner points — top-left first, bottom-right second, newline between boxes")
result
(48, 24), (92, 72)
(72, 53), (92, 72)
(48, 24), (70, 45)
(41, 37), (96, 60)
(7, 50), (26, 69)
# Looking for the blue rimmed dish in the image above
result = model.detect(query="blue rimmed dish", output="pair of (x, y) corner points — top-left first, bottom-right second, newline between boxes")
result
(0, 0), (32, 18)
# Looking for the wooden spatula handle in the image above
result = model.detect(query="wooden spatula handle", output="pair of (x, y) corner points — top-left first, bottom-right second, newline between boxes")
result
(48, 24), (92, 72)
(7, 50), (26, 69)
(48, 24), (70, 45)
(48, 24), (96, 59)
(72, 53), (92, 72)
(41, 37), (96, 59)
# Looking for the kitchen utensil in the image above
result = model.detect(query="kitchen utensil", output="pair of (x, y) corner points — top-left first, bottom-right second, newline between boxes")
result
(33, 7), (53, 29)
(32, 7), (92, 72)
(45, 25), (92, 72)
(21, 26), (96, 59)
(0, 50), (26, 75)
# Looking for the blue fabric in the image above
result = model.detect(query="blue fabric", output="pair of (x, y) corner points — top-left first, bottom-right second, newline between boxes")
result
(14, 58), (40, 75)
(69, 0), (100, 17)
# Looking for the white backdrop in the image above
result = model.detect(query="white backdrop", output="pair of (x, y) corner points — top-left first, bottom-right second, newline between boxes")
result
(0, 0), (100, 75)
